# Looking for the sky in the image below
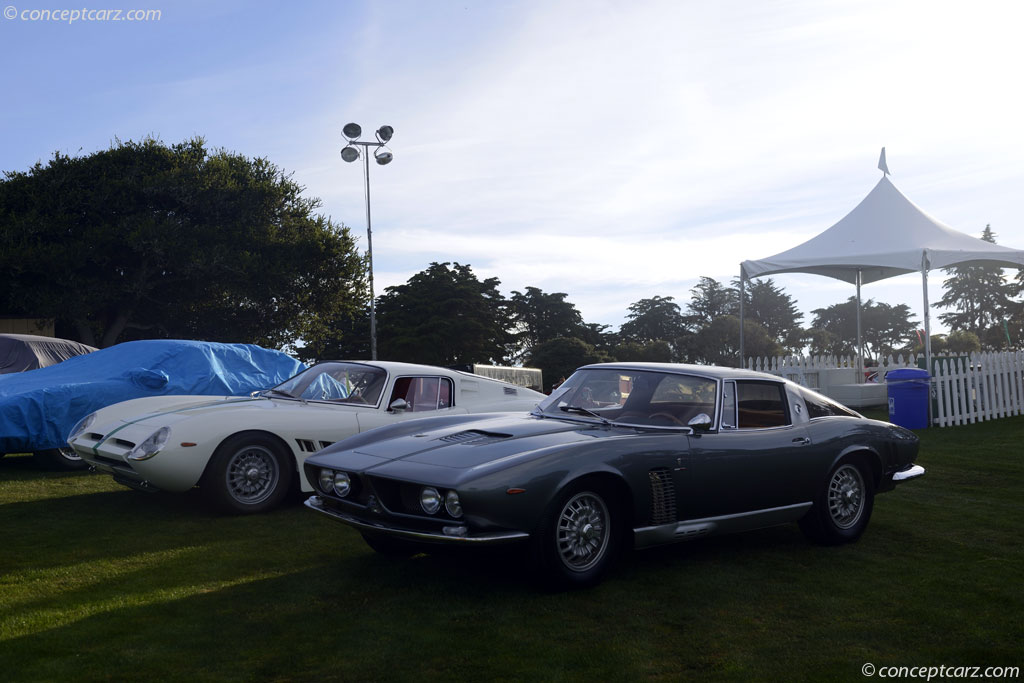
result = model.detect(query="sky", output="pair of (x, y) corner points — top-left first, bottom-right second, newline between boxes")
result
(3, 0), (1023, 338)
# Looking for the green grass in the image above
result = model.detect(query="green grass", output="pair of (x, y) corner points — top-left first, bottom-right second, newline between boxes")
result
(1, 417), (1022, 682)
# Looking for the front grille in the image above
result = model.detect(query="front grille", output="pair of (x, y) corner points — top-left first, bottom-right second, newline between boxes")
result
(94, 454), (134, 471)
(648, 468), (677, 525)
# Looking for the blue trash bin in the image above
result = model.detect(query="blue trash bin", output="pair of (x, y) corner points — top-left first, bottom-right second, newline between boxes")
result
(886, 368), (930, 429)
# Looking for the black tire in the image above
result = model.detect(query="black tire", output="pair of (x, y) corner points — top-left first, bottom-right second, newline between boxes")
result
(200, 432), (294, 514)
(800, 457), (875, 545)
(360, 532), (427, 557)
(34, 447), (88, 471)
(531, 481), (622, 588)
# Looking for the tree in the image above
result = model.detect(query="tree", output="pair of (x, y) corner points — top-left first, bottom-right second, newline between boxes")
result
(526, 337), (610, 392)
(686, 316), (780, 366)
(945, 330), (981, 354)
(809, 298), (917, 359)
(735, 277), (805, 353)
(619, 296), (688, 344)
(375, 262), (512, 366)
(0, 138), (366, 348)
(507, 287), (587, 362)
(937, 226), (1015, 344)
(612, 340), (674, 363)
(685, 277), (736, 328)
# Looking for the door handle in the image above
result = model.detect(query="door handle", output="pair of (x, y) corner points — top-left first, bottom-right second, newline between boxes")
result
(792, 437), (811, 445)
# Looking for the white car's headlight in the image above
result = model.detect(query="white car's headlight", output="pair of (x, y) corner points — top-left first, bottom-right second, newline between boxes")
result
(67, 413), (97, 442)
(127, 426), (171, 461)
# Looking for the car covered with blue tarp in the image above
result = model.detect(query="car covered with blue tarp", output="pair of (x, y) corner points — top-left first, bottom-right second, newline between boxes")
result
(0, 339), (305, 462)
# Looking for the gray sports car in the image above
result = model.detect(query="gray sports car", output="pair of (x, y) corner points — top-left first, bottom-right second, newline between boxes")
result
(304, 363), (924, 587)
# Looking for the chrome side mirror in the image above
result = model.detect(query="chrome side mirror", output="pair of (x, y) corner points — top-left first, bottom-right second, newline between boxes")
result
(688, 413), (713, 431)
(388, 398), (409, 413)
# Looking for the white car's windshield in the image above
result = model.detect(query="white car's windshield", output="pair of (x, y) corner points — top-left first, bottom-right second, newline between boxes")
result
(269, 362), (387, 405)
(537, 368), (718, 428)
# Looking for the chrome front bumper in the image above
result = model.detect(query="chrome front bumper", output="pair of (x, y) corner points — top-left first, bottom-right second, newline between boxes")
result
(304, 496), (530, 546)
(892, 464), (926, 482)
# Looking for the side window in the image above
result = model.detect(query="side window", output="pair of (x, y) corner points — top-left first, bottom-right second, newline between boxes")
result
(721, 380), (737, 429)
(389, 377), (454, 412)
(736, 381), (790, 429)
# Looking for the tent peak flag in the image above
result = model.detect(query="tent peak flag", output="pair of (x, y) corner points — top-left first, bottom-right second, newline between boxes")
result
(878, 147), (890, 176)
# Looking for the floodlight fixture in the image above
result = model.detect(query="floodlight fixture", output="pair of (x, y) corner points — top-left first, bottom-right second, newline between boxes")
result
(340, 146), (360, 163)
(338, 121), (396, 360)
(342, 122), (362, 141)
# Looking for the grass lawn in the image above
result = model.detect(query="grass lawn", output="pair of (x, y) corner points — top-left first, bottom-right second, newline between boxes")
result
(1, 416), (1022, 682)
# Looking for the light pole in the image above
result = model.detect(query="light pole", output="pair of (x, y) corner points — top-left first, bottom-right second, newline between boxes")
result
(341, 122), (394, 360)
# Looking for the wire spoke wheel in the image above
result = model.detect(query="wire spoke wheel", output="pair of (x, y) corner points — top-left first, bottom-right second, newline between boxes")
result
(555, 492), (611, 573)
(225, 445), (280, 505)
(827, 463), (865, 529)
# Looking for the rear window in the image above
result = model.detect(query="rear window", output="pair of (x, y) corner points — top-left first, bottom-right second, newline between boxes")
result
(800, 387), (860, 419)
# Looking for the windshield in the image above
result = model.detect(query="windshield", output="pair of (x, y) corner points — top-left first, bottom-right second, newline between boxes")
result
(269, 362), (387, 405)
(537, 368), (718, 428)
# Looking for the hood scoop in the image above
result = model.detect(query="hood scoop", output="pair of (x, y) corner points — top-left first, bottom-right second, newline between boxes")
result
(439, 430), (512, 446)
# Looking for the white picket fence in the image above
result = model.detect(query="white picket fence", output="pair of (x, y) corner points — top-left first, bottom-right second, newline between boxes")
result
(744, 354), (917, 389)
(746, 352), (1024, 428)
(930, 352), (1024, 427)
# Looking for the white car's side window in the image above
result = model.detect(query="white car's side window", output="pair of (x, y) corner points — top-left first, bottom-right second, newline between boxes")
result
(389, 377), (455, 412)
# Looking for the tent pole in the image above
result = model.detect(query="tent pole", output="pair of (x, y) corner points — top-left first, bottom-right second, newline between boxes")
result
(922, 251), (933, 425)
(738, 270), (745, 367)
(856, 269), (863, 383)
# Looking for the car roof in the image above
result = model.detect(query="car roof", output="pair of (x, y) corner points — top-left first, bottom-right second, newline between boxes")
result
(314, 360), (527, 386)
(577, 362), (785, 383)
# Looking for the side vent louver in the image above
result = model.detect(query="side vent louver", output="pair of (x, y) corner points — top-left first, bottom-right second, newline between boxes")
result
(296, 439), (317, 453)
(648, 468), (677, 526)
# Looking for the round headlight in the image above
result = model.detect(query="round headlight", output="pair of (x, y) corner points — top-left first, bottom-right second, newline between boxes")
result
(333, 471), (352, 498)
(318, 468), (335, 493)
(420, 487), (441, 514)
(67, 413), (97, 442)
(445, 490), (463, 518)
(127, 426), (170, 461)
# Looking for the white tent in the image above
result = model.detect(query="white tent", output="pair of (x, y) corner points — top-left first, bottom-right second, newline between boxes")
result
(740, 172), (1024, 378)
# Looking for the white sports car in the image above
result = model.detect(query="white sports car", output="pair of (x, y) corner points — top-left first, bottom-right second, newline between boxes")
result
(68, 361), (545, 514)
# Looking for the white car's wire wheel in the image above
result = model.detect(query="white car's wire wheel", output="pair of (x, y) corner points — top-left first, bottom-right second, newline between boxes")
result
(225, 444), (280, 505)
(201, 432), (294, 514)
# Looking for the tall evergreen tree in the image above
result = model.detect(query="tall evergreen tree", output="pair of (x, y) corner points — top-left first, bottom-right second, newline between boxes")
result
(685, 277), (736, 328)
(937, 225), (1015, 343)
(734, 277), (805, 353)
(507, 287), (587, 362)
(375, 262), (511, 366)
(619, 296), (687, 344)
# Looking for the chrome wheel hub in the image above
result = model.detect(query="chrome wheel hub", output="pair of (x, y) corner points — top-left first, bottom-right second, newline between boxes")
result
(828, 464), (864, 529)
(556, 492), (610, 572)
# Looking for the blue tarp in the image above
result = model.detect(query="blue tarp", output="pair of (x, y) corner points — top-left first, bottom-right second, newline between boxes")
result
(0, 339), (306, 453)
